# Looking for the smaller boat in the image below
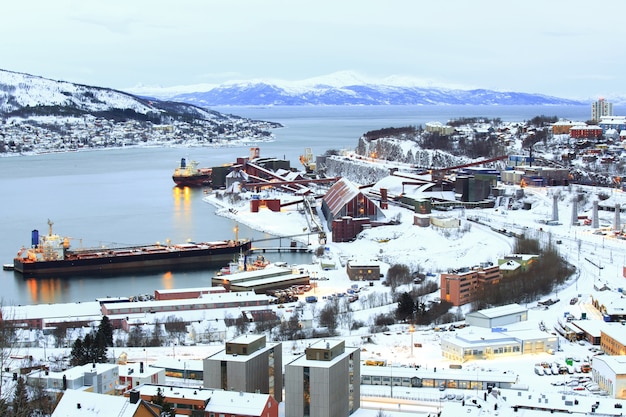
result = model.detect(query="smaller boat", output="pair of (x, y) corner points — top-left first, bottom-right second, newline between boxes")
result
(172, 158), (212, 187)
(217, 254), (270, 275)
(3, 264), (14, 271)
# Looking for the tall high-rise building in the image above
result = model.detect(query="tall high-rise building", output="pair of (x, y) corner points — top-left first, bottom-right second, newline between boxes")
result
(285, 339), (360, 417)
(592, 98), (613, 121)
(204, 334), (283, 403)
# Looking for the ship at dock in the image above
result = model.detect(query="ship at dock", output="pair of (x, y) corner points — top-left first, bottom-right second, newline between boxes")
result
(172, 158), (212, 187)
(13, 220), (251, 277)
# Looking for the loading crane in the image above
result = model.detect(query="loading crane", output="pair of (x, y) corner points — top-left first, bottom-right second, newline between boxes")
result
(299, 147), (316, 173)
(420, 155), (509, 181)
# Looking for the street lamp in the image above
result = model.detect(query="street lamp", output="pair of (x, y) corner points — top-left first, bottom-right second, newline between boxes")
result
(409, 325), (415, 358)
(390, 363), (393, 398)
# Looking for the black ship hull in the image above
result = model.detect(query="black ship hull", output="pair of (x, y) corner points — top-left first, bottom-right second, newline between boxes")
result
(14, 241), (251, 277)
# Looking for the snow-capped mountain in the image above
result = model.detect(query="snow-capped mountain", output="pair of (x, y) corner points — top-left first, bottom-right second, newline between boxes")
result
(129, 71), (587, 107)
(0, 69), (236, 123)
(0, 69), (281, 155)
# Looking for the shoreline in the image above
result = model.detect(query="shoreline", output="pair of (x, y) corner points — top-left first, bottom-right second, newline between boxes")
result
(0, 137), (276, 158)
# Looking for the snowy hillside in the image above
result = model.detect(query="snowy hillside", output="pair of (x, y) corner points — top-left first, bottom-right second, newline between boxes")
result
(0, 69), (254, 124)
(0, 69), (282, 154)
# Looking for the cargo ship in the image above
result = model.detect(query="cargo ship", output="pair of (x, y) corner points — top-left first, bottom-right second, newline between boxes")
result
(13, 220), (251, 277)
(172, 158), (212, 187)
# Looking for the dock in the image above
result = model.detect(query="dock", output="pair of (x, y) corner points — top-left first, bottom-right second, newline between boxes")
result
(250, 246), (311, 254)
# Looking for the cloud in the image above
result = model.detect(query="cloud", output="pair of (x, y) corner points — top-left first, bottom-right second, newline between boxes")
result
(1, 0), (626, 99)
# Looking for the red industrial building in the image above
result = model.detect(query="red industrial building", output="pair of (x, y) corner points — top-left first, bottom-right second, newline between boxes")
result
(331, 217), (371, 242)
(321, 178), (386, 242)
(250, 198), (281, 212)
(155, 286), (226, 301)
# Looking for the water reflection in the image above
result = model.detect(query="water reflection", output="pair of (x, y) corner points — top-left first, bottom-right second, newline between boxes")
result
(172, 185), (195, 242)
(25, 278), (68, 305)
(161, 271), (174, 290)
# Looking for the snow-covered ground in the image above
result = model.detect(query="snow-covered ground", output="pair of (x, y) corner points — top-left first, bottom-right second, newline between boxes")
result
(199, 182), (626, 415)
(5, 181), (626, 416)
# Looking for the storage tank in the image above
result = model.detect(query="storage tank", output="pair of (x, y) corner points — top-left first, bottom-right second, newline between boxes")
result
(31, 229), (39, 247)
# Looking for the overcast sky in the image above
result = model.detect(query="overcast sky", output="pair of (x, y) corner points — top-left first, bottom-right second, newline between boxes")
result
(2, 0), (624, 100)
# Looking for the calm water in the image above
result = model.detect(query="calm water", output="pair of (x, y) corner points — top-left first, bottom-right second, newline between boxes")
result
(0, 105), (613, 305)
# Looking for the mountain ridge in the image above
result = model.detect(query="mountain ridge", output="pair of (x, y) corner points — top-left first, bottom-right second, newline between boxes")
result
(0, 68), (280, 155)
(0, 68), (252, 124)
(127, 71), (590, 107)
(167, 84), (587, 107)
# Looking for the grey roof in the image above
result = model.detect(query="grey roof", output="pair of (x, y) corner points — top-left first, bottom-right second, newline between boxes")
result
(466, 303), (527, 319)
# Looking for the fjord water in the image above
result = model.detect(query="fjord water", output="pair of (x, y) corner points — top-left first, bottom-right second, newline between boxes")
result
(0, 105), (604, 305)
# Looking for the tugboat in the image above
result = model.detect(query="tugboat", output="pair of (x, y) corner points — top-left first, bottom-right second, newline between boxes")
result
(172, 158), (212, 187)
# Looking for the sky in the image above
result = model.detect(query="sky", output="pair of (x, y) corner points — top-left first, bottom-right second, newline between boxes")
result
(2, 1), (625, 100)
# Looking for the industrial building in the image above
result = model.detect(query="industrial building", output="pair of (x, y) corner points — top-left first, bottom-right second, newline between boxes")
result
(465, 304), (528, 328)
(590, 355), (626, 399)
(359, 365), (517, 390)
(100, 291), (269, 316)
(212, 266), (309, 294)
(441, 329), (558, 362)
(321, 178), (386, 242)
(600, 325), (626, 356)
(346, 259), (381, 281)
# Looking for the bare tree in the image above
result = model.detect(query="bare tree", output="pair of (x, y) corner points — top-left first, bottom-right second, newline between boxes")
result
(318, 299), (339, 334)
(148, 319), (164, 347)
(127, 322), (146, 347)
(51, 323), (69, 348)
(164, 315), (187, 345)
(234, 313), (249, 336)
(0, 303), (17, 403)
(204, 322), (218, 343)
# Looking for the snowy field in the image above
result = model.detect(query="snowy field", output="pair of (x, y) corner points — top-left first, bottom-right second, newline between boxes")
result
(201, 182), (626, 415)
(5, 182), (626, 416)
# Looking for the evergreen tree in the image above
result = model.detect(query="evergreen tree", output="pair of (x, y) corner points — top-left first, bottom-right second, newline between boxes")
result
(151, 387), (165, 406)
(93, 330), (108, 363)
(12, 376), (31, 417)
(83, 333), (96, 363)
(396, 292), (415, 321)
(69, 338), (87, 366)
(151, 387), (175, 416)
(97, 316), (114, 347)
(161, 401), (175, 417)
(29, 378), (56, 417)
(84, 333), (93, 358)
